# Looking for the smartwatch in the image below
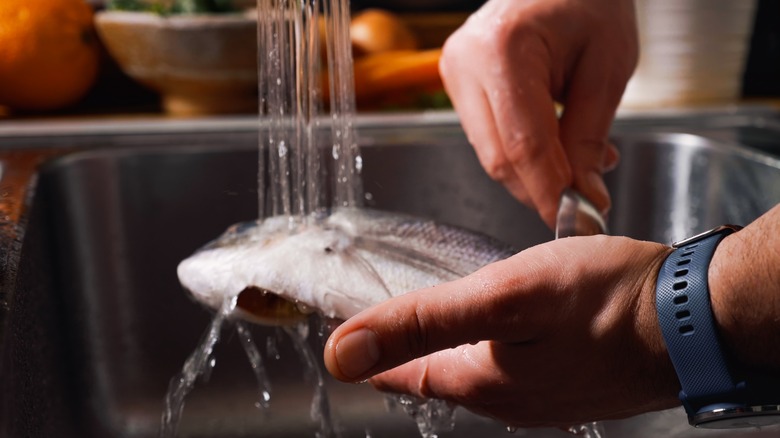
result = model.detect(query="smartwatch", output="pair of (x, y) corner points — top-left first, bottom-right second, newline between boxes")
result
(656, 225), (780, 428)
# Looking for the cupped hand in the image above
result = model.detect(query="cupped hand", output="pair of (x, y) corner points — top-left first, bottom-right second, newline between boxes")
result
(324, 236), (681, 427)
(440, 0), (638, 228)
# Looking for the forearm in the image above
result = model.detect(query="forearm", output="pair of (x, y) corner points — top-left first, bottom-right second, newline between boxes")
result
(710, 203), (780, 374)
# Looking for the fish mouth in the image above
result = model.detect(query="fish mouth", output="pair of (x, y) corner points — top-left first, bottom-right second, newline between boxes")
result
(234, 286), (312, 326)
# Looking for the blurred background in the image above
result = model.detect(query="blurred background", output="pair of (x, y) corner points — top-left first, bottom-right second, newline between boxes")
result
(0, 0), (778, 118)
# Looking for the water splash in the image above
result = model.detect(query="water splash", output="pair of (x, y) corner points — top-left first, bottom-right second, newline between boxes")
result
(160, 296), (236, 438)
(385, 394), (456, 438)
(567, 422), (606, 438)
(284, 325), (338, 437)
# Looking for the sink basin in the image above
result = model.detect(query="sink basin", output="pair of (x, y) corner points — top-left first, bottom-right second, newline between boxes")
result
(2, 118), (780, 438)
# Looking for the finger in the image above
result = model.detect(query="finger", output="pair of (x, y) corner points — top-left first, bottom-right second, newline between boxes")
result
(440, 41), (536, 211)
(369, 342), (499, 402)
(324, 257), (548, 382)
(559, 47), (632, 214)
(489, 51), (572, 228)
(456, 88), (516, 189)
(603, 142), (620, 172)
(368, 341), (569, 427)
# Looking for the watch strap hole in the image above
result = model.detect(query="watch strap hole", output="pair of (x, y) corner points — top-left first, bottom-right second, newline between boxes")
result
(674, 281), (688, 291)
(676, 310), (691, 320)
(673, 295), (689, 305)
(678, 259), (692, 266)
(679, 324), (695, 335)
(675, 269), (689, 277)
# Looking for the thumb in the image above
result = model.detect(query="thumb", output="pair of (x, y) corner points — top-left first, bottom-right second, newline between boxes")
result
(324, 259), (536, 382)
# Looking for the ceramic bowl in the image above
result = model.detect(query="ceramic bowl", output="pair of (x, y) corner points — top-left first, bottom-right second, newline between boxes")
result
(95, 11), (257, 115)
(621, 0), (757, 108)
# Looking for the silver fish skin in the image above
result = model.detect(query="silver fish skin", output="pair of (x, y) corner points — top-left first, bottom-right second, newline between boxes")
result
(177, 208), (515, 322)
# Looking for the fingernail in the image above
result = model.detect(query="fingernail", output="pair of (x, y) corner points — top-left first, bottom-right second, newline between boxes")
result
(335, 329), (380, 379)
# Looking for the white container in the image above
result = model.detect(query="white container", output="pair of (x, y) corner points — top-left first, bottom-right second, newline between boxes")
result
(620, 0), (758, 109)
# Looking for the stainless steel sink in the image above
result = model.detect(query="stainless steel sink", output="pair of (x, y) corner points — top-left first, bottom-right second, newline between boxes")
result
(2, 114), (780, 438)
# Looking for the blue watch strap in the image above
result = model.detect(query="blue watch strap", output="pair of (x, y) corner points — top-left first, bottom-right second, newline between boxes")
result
(656, 227), (742, 418)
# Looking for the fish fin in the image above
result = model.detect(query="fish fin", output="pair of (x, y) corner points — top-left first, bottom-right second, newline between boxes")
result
(352, 236), (467, 282)
(308, 243), (396, 314)
(341, 246), (394, 300)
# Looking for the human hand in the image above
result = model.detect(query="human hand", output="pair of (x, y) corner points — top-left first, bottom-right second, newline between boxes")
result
(324, 236), (680, 427)
(440, 0), (638, 228)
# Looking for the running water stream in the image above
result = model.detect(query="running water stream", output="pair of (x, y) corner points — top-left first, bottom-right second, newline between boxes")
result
(160, 297), (237, 438)
(161, 1), (359, 436)
(257, 0), (361, 221)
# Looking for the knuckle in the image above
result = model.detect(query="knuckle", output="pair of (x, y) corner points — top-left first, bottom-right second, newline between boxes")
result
(403, 304), (429, 360)
(414, 359), (437, 399)
(481, 26), (513, 56)
(482, 157), (510, 182)
(439, 38), (458, 73)
(503, 132), (545, 170)
(473, 144), (510, 181)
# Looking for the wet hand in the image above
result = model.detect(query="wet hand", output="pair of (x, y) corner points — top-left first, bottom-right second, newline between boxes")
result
(324, 236), (681, 427)
(439, 0), (638, 228)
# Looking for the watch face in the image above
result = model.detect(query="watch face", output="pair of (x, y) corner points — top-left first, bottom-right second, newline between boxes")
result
(694, 406), (780, 429)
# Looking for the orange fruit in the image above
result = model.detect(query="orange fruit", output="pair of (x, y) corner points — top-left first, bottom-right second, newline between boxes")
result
(350, 9), (418, 57)
(0, 0), (100, 111)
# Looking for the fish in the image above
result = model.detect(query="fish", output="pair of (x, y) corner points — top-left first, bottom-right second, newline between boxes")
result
(177, 207), (516, 325)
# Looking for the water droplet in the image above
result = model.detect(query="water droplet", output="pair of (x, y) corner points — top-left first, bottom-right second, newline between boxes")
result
(506, 425), (519, 433)
(296, 322), (309, 340)
(364, 192), (373, 201)
(278, 141), (288, 158)
(266, 333), (280, 360)
(355, 155), (363, 172)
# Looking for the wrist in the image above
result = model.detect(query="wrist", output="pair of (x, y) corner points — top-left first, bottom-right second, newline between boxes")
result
(635, 244), (681, 407)
(709, 226), (780, 374)
(657, 222), (780, 427)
